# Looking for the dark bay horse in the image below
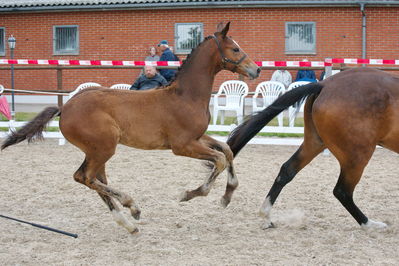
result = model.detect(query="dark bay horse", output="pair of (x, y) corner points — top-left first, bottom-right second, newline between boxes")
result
(227, 67), (398, 230)
(1, 22), (260, 233)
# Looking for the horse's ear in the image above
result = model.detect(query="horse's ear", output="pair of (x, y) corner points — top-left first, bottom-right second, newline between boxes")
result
(220, 22), (230, 38)
(216, 22), (225, 32)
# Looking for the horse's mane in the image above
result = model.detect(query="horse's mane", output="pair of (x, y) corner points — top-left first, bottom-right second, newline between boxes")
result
(156, 35), (214, 90)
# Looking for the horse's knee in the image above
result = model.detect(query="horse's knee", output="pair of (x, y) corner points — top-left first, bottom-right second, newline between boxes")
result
(214, 153), (227, 170)
(218, 143), (234, 162)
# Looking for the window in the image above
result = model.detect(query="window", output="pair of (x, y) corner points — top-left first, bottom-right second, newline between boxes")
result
(285, 22), (316, 54)
(53, 25), (79, 55)
(174, 23), (203, 54)
(0, 28), (5, 56)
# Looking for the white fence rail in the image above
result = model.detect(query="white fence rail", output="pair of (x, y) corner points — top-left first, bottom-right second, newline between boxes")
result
(0, 121), (304, 146)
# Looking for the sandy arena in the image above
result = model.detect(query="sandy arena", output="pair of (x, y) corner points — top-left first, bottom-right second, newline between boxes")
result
(1, 139), (398, 265)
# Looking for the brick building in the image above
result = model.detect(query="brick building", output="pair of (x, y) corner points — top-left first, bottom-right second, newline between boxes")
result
(0, 0), (399, 93)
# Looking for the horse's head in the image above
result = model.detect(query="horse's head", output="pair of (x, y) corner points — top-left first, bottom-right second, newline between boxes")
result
(213, 22), (261, 80)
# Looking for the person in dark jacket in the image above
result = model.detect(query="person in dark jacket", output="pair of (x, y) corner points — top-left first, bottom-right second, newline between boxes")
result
(295, 59), (317, 82)
(130, 65), (167, 90)
(158, 40), (179, 82)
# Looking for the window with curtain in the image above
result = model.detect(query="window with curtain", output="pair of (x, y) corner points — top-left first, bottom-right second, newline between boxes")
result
(53, 25), (79, 55)
(174, 23), (203, 54)
(285, 22), (316, 54)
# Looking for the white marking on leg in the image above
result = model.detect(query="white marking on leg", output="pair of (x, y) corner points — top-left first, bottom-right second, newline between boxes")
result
(112, 210), (138, 233)
(361, 219), (387, 229)
(227, 170), (238, 188)
(259, 196), (274, 229)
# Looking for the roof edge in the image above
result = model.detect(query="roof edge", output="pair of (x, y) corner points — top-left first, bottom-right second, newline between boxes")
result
(1, 1), (399, 14)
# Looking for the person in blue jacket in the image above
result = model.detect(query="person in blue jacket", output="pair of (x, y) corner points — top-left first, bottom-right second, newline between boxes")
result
(158, 40), (179, 82)
(295, 59), (317, 82)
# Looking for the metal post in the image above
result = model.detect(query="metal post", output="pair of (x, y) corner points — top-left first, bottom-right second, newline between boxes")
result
(10, 48), (15, 120)
(57, 67), (63, 107)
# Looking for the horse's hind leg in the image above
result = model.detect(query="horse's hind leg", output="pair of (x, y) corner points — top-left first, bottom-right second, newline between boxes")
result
(95, 165), (141, 231)
(333, 148), (386, 229)
(74, 157), (140, 233)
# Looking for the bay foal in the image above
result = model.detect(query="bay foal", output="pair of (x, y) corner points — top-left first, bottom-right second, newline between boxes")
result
(2, 22), (260, 233)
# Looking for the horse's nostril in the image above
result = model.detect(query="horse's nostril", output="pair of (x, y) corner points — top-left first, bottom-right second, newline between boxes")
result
(257, 68), (261, 74)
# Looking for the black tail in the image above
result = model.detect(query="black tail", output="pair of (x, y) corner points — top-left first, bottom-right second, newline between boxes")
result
(1, 106), (60, 150)
(227, 83), (323, 156)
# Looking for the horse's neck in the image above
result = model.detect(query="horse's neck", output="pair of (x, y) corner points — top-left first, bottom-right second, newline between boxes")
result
(176, 42), (220, 102)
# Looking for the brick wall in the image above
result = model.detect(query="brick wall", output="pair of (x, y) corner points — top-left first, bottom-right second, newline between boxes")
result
(0, 6), (398, 94)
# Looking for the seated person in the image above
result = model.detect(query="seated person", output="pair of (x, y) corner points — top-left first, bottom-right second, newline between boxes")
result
(130, 65), (167, 90)
(295, 69), (317, 82)
(295, 59), (317, 82)
(271, 69), (292, 88)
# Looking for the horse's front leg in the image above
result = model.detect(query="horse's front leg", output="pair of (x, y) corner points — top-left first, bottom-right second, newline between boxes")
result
(172, 136), (229, 203)
(200, 135), (238, 207)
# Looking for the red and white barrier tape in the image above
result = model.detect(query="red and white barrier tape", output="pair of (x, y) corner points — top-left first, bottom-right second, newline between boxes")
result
(1, 58), (399, 66)
(0, 59), (182, 66)
(328, 58), (399, 65)
(259, 61), (329, 67)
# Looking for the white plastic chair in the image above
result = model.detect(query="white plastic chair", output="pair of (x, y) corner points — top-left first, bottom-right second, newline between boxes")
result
(212, 80), (249, 125)
(252, 81), (285, 126)
(286, 81), (311, 127)
(69, 82), (101, 99)
(324, 69), (340, 80)
(110, 84), (131, 90)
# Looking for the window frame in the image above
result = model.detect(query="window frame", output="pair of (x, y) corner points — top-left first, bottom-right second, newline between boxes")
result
(174, 22), (204, 54)
(0, 27), (5, 56)
(285, 22), (316, 55)
(53, 25), (79, 55)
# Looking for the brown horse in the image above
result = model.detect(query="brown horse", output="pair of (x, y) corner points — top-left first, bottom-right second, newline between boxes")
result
(1, 22), (260, 233)
(227, 67), (398, 230)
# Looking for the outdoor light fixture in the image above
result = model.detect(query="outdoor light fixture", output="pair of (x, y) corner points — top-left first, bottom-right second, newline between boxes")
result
(7, 35), (16, 49)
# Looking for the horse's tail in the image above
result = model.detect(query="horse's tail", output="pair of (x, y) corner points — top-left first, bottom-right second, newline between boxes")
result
(1, 106), (61, 150)
(227, 83), (324, 156)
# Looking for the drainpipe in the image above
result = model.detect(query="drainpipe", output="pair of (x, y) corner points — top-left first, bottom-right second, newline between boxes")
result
(360, 2), (367, 60)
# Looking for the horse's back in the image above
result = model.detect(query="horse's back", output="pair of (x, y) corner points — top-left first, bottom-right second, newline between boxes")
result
(60, 89), (169, 150)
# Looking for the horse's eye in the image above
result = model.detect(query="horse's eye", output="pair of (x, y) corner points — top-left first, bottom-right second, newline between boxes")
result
(233, 48), (240, 52)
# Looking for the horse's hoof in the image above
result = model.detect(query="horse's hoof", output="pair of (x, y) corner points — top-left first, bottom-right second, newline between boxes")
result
(129, 227), (140, 234)
(261, 221), (275, 230)
(361, 219), (387, 229)
(179, 191), (189, 202)
(220, 196), (230, 208)
(131, 209), (141, 220)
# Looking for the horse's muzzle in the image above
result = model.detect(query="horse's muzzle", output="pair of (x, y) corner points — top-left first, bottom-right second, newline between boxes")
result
(247, 66), (261, 80)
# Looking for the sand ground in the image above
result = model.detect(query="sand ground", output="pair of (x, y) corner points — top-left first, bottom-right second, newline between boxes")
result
(0, 139), (398, 265)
